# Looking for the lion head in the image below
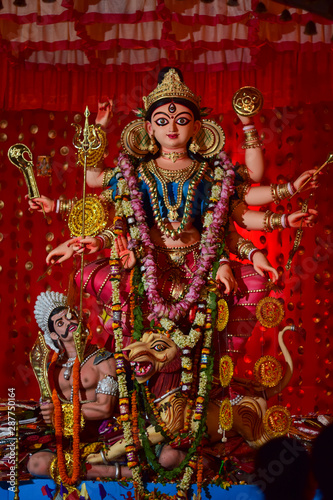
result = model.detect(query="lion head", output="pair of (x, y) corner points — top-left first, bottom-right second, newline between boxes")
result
(123, 331), (180, 383)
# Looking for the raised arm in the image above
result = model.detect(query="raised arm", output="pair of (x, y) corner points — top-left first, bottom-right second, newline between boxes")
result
(238, 114), (265, 183)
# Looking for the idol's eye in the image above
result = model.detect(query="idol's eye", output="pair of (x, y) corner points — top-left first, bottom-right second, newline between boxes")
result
(155, 117), (169, 126)
(176, 117), (191, 126)
(152, 343), (167, 352)
(57, 320), (64, 327)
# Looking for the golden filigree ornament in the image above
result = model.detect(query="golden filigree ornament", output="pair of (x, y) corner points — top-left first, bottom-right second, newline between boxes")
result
(68, 194), (108, 237)
(61, 404), (85, 438)
(73, 124), (107, 168)
(254, 355), (283, 388)
(263, 405), (291, 438)
(217, 298), (229, 331)
(219, 355), (234, 387)
(256, 297), (284, 328)
(121, 118), (225, 159)
(232, 86), (263, 117)
(218, 398), (233, 442)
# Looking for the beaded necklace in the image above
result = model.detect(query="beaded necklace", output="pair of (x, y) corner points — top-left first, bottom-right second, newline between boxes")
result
(139, 159), (207, 238)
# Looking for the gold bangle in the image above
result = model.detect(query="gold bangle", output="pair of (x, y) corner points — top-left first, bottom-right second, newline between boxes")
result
(270, 184), (280, 204)
(263, 210), (273, 232)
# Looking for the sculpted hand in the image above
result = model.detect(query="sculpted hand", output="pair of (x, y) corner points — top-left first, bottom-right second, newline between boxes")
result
(216, 264), (238, 294)
(46, 241), (75, 264)
(86, 452), (104, 465)
(40, 401), (54, 425)
(25, 195), (55, 213)
(96, 99), (113, 129)
(115, 235), (136, 269)
(293, 169), (320, 193)
(288, 209), (318, 228)
(252, 252), (279, 282)
(69, 236), (102, 255)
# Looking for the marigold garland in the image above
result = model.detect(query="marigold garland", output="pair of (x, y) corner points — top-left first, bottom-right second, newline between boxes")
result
(52, 356), (81, 485)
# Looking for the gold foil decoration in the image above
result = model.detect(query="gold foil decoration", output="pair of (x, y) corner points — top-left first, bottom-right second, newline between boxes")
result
(68, 194), (108, 237)
(219, 355), (234, 387)
(232, 86), (264, 116)
(29, 331), (52, 401)
(217, 298), (229, 331)
(46, 232), (54, 241)
(30, 125), (38, 134)
(263, 406), (291, 438)
(48, 130), (57, 139)
(37, 156), (52, 177)
(256, 297), (284, 328)
(0, 200), (4, 209)
(25, 261), (33, 271)
(219, 398), (233, 431)
(60, 146), (69, 156)
(0, 120), (8, 129)
(61, 404), (85, 437)
(0, 133), (7, 142)
(254, 356), (283, 387)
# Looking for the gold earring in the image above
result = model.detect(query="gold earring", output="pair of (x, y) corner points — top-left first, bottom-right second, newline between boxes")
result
(148, 135), (159, 155)
(189, 136), (199, 154)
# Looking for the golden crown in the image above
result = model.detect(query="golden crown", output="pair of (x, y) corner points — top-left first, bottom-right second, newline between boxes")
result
(142, 68), (201, 113)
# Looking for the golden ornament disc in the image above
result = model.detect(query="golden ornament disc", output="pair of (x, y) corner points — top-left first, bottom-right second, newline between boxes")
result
(219, 355), (234, 387)
(219, 397), (233, 431)
(68, 194), (108, 237)
(254, 355), (283, 387)
(232, 86), (264, 117)
(0, 120), (8, 129)
(217, 298), (229, 331)
(121, 118), (225, 159)
(263, 405), (291, 438)
(256, 297), (284, 328)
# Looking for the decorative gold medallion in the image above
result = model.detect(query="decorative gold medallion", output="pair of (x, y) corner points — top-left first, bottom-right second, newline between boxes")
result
(219, 355), (234, 387)
(68, 194), (108, 237)
(256, 297), (284, 328)
(232, 87), (263, 116)
(263, 405), (291, 438)
(219, 398), (233, 431)
(254, 355), (283, 387)
(217, 298), (229, 331)
(121, 118), (225, 159)
(61, 404), (85, 437)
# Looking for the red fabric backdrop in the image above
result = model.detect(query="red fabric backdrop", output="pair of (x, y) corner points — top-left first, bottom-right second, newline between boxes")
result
(0, 103), (332, 415)
(0, 0), (332, 415)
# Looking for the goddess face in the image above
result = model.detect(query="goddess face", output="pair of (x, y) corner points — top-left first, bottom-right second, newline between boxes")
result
(49, 308), (78, 344)
(145, 102), (201, 152)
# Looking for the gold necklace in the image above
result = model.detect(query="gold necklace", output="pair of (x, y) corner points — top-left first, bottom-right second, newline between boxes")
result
(152, 162), (198, 183)
(148, 161), (197, 221)
(160, 151), (187, 163)
(139, 160), (207, 239)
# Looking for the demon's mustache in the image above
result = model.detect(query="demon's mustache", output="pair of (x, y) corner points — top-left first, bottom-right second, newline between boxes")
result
(60, 322), (78, 340)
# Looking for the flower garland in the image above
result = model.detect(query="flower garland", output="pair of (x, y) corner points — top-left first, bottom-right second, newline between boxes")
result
(117, 152), (235, 323)
(52, 356), (81, 485)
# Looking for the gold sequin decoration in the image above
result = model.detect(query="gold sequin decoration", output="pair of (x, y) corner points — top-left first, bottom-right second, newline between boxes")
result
(217, 298), (229, 331)
(219, 398), (233, 431)
(68, 194), (108, 237)
(0, 133), (7, 142)
(219, 355), (234, 387)
(254, 355), (283, 387)
(25, 261), (33, 271)
(0, 120), (8, 129)
(46, 232), (54, 242)
(60, 146), (69, 156)
(256, 297), (284, 328)
(48, 130), (57, 139)
(61, 403), (85, 437)
(263, 405), (291, 438)
(30, 125), (38, 134)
